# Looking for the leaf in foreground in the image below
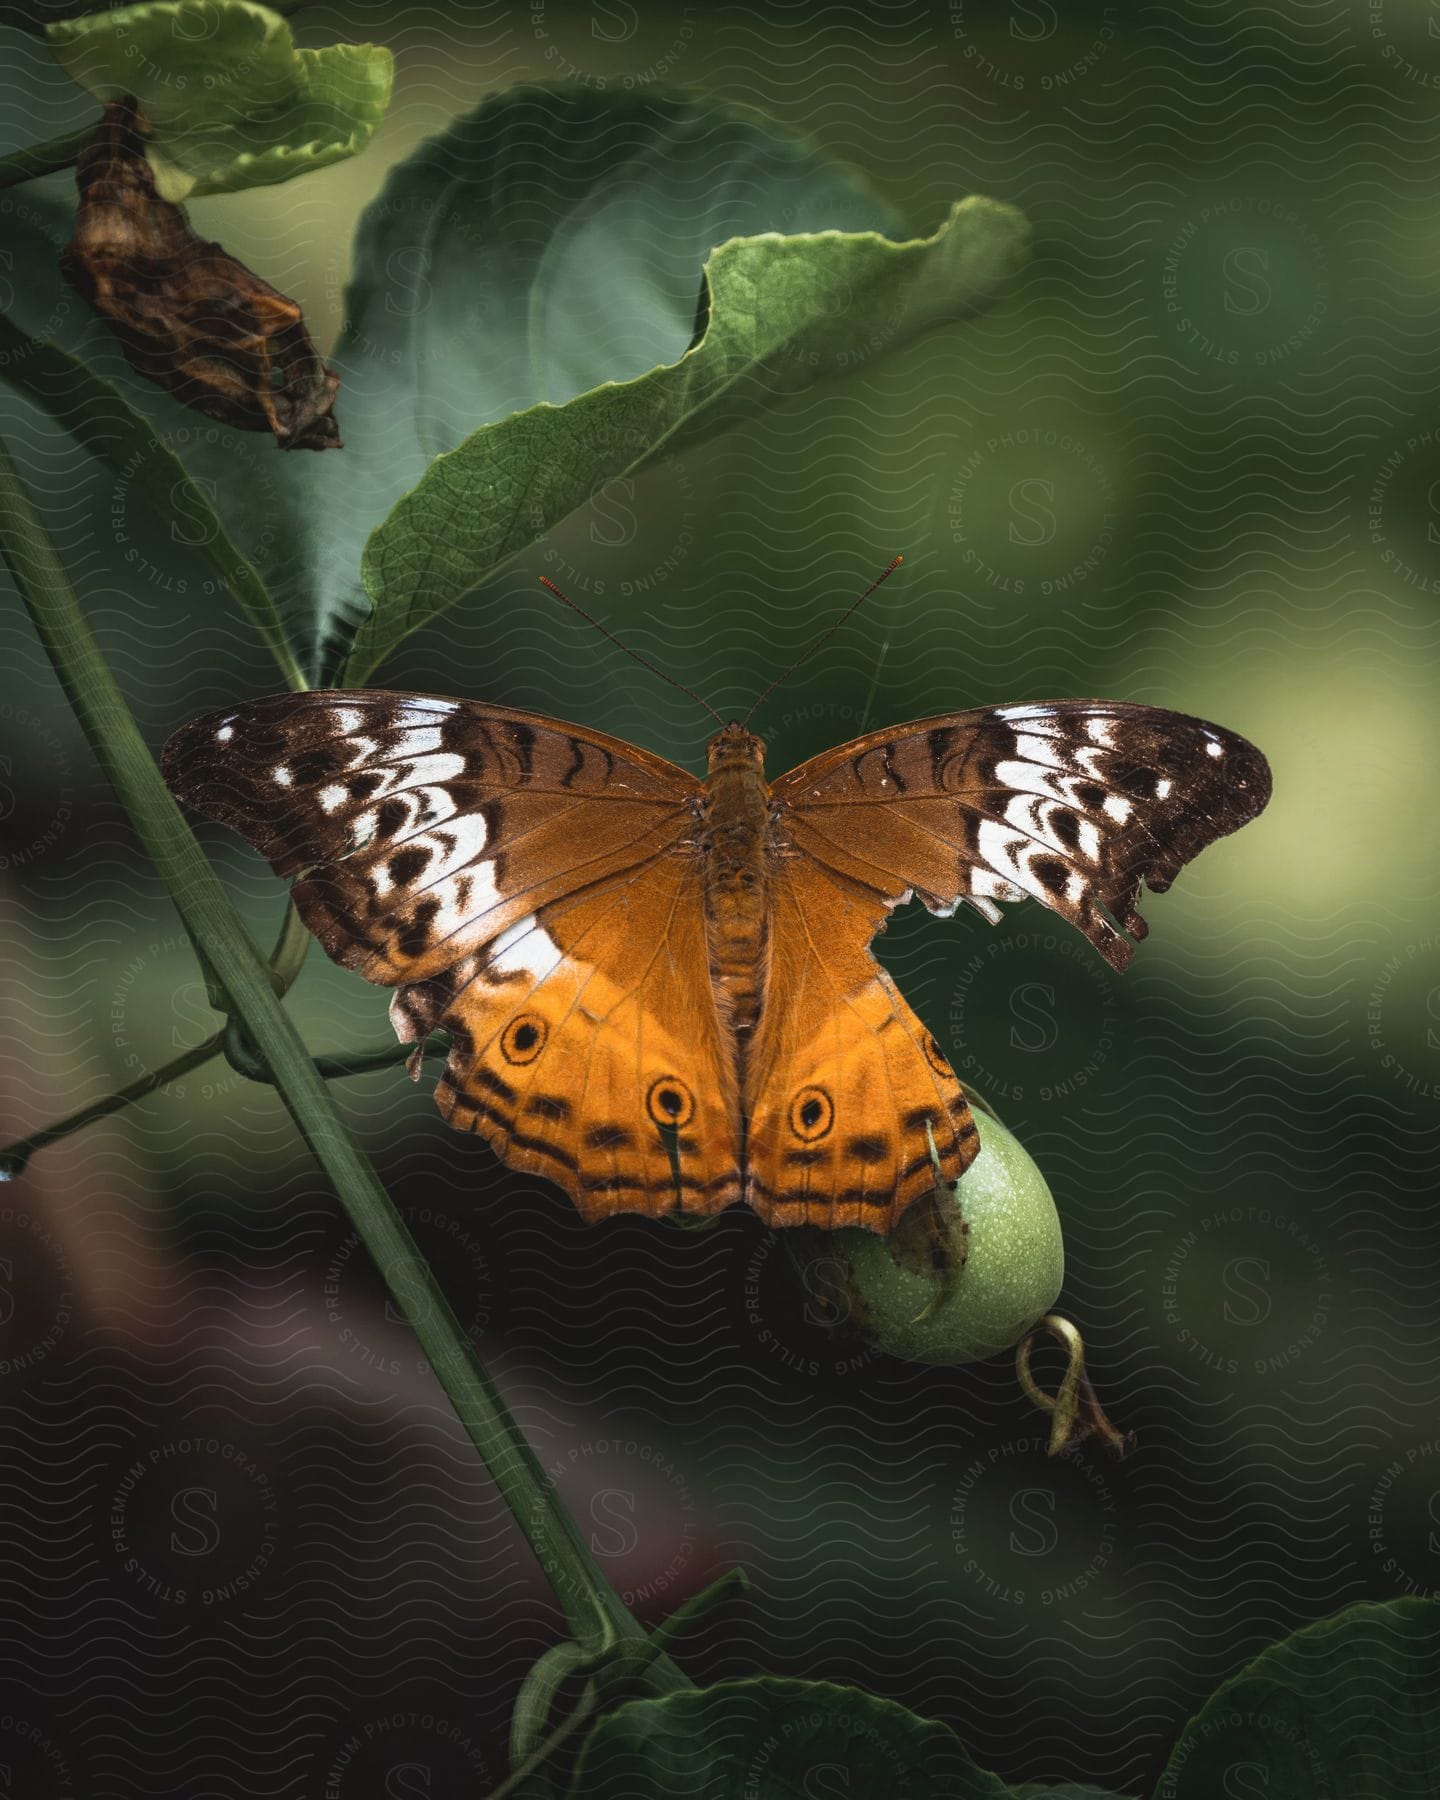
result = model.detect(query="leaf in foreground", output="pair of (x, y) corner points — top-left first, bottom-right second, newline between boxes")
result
(1158, 1597), (1440, 1798)
(564, 1676), (1009, 1798)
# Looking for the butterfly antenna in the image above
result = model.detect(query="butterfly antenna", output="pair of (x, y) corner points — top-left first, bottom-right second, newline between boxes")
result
(538, 576), (725, 728)
(741, 555), (904, 729)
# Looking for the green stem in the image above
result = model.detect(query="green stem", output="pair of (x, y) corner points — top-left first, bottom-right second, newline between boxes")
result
(489, 1688), (601, 1800)
(0, 1033), (225, 1178)
(224, 1030), (450, 1085)
(0, 1028), (438, 1183)
(0, 899), (311, 1179)
(0, 433), (671, 1669)
(0, 123), (92, 189)
(266, 899), (312, 992)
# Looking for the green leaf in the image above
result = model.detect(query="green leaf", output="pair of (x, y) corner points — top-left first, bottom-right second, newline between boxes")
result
(0, 313), (305, 691)
(200, 83), (904, 678)
(1, 86), (898, 679)
(565, 1676), (1009, 1799)
(351, 190), (1028, 680)
(1159, 1598), (1440, 1798)
(46, 0), (393, 199)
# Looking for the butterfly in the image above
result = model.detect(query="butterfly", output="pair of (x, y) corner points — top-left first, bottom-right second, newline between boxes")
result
(162, 672), (1270, 1235)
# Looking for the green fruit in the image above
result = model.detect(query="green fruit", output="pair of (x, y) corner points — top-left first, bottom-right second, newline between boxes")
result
(816, 1107), (1064, 1366)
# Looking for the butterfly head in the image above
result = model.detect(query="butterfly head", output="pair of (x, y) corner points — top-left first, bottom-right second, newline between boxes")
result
(706, 721), (766, 774)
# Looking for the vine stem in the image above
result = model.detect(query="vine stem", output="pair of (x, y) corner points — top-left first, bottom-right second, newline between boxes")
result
(0, 123), (93, 189)
(1, 1034), (225, 1173)
(0, 901), (315, 1179)
(0, 433), (677, 1673)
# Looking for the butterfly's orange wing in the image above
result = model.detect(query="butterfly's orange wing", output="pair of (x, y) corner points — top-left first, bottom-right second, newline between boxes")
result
(743, 854), (978, 1231)
(746, 701), (1271, 1227)
(420, 856), (744, 1221)
(163, 693), (742, 1221)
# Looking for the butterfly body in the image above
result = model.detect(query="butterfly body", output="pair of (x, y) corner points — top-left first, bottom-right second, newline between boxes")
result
(164, 689), (1270, 1235)
(698, 724), (775, 1036)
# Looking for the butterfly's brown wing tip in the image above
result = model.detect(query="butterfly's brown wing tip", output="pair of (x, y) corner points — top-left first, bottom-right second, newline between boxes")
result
(1149, 732), (1272, 886)
(1095, 729), (1272, 972)
(159, 708), (213, 795)
(162, 706), (261, 821)
(161, 702), (340, 876)
(161, 708), (261, 838)
(1212, 736), (1273, 851)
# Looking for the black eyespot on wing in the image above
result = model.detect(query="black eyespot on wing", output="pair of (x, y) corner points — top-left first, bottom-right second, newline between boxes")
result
(788, 1085), (834, 1144)
(1034, 856), (1070, 896)
(646, 1076), (695, 1130)
(501, 1014), (547, 1066)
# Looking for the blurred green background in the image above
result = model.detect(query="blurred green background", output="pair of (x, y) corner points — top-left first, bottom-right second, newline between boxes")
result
(2, 3), (1439, 1796)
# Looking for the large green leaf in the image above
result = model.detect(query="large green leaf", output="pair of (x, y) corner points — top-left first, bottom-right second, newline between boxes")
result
(565, 1676), (1009, 1799)
(3, 83), (1025, 686)
(185, 84), (906, 678)
(350, 190), (1028, 680)
(46, 0), (393, 199)
(0, 87), (898, 681)
(1158, 1598), (1440, 1797)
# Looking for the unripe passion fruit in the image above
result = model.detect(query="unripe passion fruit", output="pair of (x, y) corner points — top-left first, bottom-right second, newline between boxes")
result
(799, 1106), (1064, 1366)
